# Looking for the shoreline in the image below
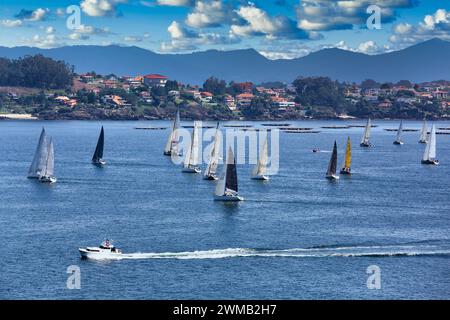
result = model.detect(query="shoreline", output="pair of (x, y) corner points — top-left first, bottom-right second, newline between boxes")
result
(0, 113), (38, 120)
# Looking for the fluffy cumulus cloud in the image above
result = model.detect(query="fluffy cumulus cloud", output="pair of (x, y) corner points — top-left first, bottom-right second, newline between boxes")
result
(0, 19), (23, 27)
(30, 34), (63, 48)
(162, 20), (239, 52)
(231, 4), (317, 40)
(68, 24), (111, 41)
(186, 0), (234, 28)
(81, 0), (127, 17)
(390, 9), (450, 44)
(15, 8), (50, 21)
(297, 0), (416, 31)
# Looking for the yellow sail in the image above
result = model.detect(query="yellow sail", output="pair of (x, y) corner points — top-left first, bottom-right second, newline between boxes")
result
(344, 137), (351, 168)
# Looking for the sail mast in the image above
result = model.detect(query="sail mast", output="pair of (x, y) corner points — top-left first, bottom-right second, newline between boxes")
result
(429, 125), (437, 159)
(164, 109), (180, 155)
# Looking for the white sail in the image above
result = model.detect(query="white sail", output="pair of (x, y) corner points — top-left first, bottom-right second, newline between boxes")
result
(419, 119), (428, 142)
(184, 121), (200, 168)
(429, 125), (437, 159)
(215, 169), (227, 197)
(396, 120), (403, 141)
(361, 118), (371, 144)
(205, 124), (221, 177)
(28, 127), (48, 178)
(252, 133), (269, 177)
(164, 109), (180, 154)
(43, 138), (55, 177)
(422, 125), (437, 161)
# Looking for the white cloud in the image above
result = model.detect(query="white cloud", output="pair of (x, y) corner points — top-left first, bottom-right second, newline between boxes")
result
(30, 34), (61, 48)
(124, 36), (143, 42)
(81, 0), (127, 17)
(46, 26), (55, 34)
(0, 19), (23, 28)
(186, 0), (233, 28)
(231, 5), (314, 40)
(162, 20), (239, 52)
(27, 8), (49, 21)
(390, 9), (450, 44)
(358, 40), (379, 54)
(297, 0), (416, 31)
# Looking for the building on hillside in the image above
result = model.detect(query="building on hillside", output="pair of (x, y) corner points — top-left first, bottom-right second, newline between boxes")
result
(225, 95), (236, 111)
(201, 91), (213, 103)
(236, 93), (254, 107)
(432, 90), (448, 99)
(143, 74), (168, 87)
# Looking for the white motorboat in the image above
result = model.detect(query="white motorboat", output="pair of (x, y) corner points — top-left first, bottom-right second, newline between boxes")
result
(79, 240), (122, 260)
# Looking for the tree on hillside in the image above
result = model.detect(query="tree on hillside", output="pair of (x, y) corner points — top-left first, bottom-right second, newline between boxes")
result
(361, 79), (380, 89)
(203, 77), (226, 95)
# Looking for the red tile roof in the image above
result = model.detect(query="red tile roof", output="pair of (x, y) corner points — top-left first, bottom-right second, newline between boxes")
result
(144, 74), (168, 79)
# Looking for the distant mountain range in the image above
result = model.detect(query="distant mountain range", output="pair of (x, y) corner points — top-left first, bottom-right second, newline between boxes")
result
(0, 38), (449, 85)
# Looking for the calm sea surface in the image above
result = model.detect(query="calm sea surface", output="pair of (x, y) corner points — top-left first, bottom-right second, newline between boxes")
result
(0, 120), (449, 299)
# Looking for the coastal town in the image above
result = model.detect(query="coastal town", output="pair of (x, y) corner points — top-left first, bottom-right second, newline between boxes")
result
(0, 56), (449, 120)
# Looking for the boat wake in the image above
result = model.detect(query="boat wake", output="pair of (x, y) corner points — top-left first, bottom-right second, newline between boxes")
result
(97, 244), (450, 261)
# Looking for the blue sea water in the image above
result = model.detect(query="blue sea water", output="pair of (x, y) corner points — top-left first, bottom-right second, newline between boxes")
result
(0, 120), (449, 300)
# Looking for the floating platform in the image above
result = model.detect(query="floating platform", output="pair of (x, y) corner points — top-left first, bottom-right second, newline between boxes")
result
(384, 129), (420, 132)
(437, 131), (450, 135)
(182, 125), (215, 129)
(279, 127), (313, 131)
(438, 127), (450, 130)
(321, 125), (350, 129)
(284, 130), (320, 134)
(348, 125), (379, 128)
(261, 123), (291, 127)
(134, 127), (167, 130)
(223, 124), (253, 128)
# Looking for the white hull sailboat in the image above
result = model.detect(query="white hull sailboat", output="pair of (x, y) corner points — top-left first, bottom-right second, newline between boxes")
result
(203, 123), (221, 181)
(340, 137), (352, 175)
(251, 132), (270, 181)
(164, 109), (182, 157)
(360, 118), (372, 147)
(393, 120), (404, 145)
(326, 141), (339, 180)
(182, 121), (201, 174)
(421, 125), (439, 165)
(92, 126), (106, 166)
(214, 147), (244, 201)
(39, 138), (57, 184)
(419, 119), (428, 144)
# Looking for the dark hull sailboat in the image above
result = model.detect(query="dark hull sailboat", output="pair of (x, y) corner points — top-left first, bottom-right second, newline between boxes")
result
(214, 147), (243, 201)
(326, 141), (339, 180)
(92, 126), (106, 166)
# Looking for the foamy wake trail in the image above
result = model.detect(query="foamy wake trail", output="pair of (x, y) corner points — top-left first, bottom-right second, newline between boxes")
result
(116, 245), (450, 260)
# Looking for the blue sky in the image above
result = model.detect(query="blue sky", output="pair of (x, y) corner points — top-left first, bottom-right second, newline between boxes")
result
(0, 0), (449, 59)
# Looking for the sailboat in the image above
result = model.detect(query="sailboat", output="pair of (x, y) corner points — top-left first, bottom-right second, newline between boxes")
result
(421, 125), (439, 165)
(340, 137), (351, 175)
(326, 141), (339, 180)
(182, 121), (201, 173)
(251, 132), (269, 180)
(92, 126), (106, 166)
(214, 147), (243, 201)
(39, 138), (57, 183)
(28, 127), (48, 179)
(204, 123), (221, 180)
(419, 119), (428, 143)
(393, 120), (404, 145)
(164, 109), (181, 156)
(360, 118), (372, 147)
